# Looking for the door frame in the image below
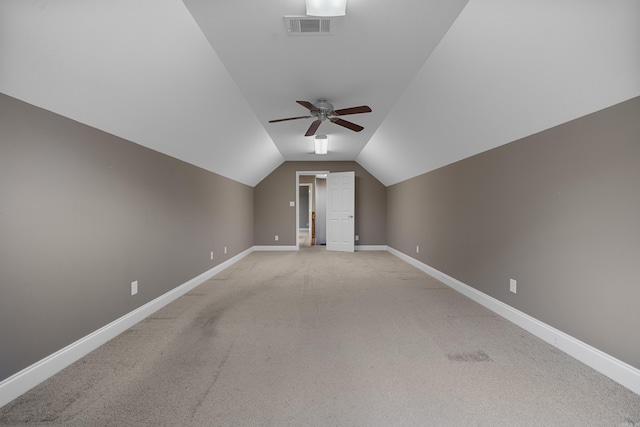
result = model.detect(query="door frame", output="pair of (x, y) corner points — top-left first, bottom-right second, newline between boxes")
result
(296, 170), (329, 250)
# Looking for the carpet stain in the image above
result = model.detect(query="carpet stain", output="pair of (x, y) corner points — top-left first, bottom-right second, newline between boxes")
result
(447, 350), (493, 363)
(189, 342), (235, 421)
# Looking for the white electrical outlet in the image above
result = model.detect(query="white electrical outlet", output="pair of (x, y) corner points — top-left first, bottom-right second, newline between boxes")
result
(275, 235), (279, 241)
(355, 235), (359, 241)
(224, 246), (227, 254)
(131, 281), (138, 296)
(510, 279), (517, 294)
(416, 245), (420, 254)
(210, 251), (214, 260)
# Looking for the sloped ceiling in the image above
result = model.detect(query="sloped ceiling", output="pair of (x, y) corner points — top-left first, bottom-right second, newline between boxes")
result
(1, 0), (639, 187)
(358, 0), (640, 185)
(0, 0), (283, 186)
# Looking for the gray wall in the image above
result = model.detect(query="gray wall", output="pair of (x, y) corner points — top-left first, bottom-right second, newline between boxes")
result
(387, 96), (640, 369)
(0, 93), (254, 382)
(254, 162), (386, 246)
(298, 186), (310, 228)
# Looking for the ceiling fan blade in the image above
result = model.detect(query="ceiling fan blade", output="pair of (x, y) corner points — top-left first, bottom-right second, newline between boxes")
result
(305, 120), (322, 137)
(296, 100), (320, 112)
(330, 117), (364, 132)
(269, 115), (312, 123)
(333, 105), (372, 116)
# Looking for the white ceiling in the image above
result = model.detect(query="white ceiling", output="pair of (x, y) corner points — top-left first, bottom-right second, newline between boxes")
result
(1, 0), (639, 186)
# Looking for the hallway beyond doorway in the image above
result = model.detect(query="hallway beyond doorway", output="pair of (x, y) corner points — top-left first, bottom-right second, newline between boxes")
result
(298, 228), (312, 247)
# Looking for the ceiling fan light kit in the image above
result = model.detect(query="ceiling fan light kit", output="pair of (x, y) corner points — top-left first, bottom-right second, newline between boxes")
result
(269, 98), (372, 137)
(306, 0), (347, 17)
(314, 135), (328, 154)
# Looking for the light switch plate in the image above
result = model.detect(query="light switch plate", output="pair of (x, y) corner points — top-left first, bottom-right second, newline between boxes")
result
(289, 201), (295, 207)
(131, 281), (138, 296)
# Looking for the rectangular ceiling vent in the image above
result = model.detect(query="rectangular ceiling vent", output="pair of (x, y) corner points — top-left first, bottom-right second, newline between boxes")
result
(285, 16), (332, 35)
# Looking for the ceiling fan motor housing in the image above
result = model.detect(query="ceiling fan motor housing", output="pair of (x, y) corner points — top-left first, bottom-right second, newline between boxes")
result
(313, 98), (334, 121)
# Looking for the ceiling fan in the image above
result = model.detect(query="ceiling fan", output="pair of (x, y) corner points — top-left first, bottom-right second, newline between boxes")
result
(269, 99), (372, 137)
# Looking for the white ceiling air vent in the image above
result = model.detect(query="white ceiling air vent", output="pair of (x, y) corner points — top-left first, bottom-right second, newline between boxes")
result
(285, 16), (332, 35)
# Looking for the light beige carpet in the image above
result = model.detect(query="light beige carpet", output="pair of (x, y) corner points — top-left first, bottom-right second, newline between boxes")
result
(1, 249), (639, 426)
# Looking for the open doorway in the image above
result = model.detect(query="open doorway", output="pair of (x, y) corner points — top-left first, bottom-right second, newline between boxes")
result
(296, 171), (328, 249)
(298, 183), (312, 246)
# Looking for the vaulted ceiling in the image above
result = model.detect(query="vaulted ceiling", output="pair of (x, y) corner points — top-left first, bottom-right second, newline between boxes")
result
(1, 1), (638, 186)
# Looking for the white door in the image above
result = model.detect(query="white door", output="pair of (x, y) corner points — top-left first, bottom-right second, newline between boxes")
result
(326, 171), (355, 252)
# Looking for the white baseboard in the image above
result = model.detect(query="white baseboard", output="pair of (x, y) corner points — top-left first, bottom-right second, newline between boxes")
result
(387, 246), (640, 396)
(0, 247), (254, 409)
(253, 245), (388, 252)
(253, 245), (297, 251)
(355, 245), (388, 251)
